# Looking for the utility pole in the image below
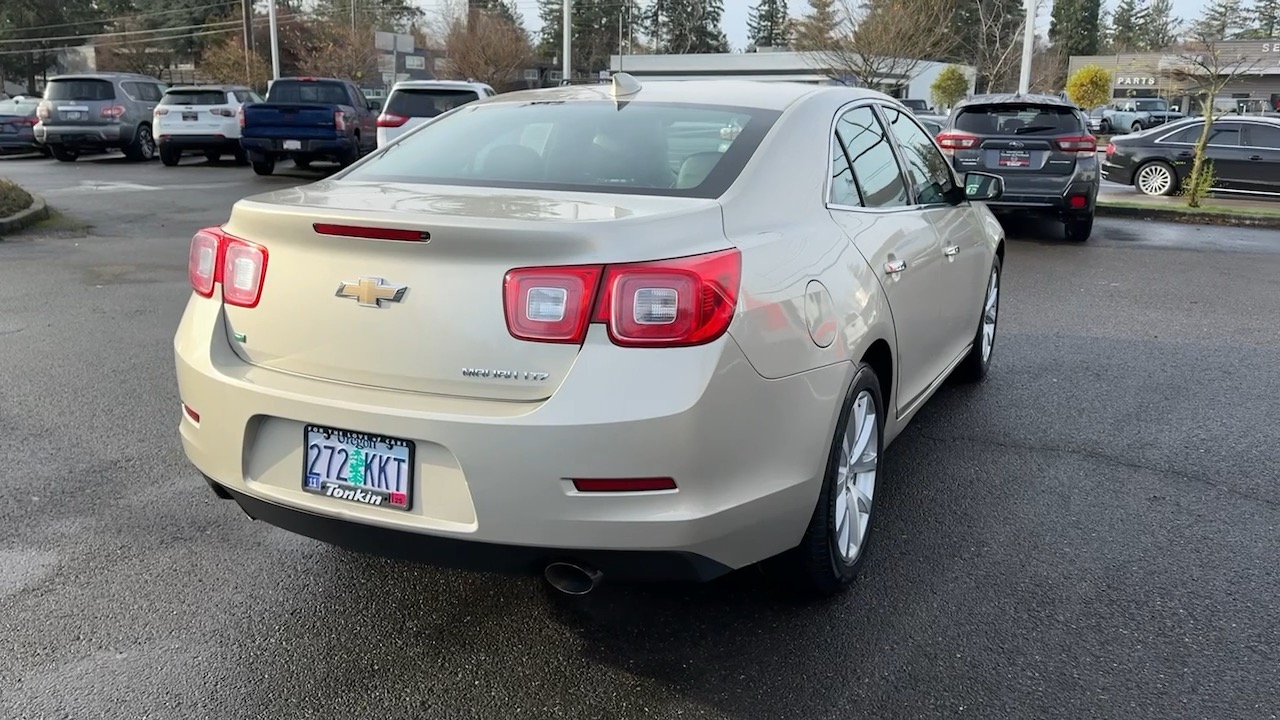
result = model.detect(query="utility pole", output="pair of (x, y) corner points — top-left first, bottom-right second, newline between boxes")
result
(1017, 0), (1036, 94)
(268, 0), (281, 81)
(562, 0), (572, 82)
(242, 0), (254, 51)
(351, 0), (356, 31)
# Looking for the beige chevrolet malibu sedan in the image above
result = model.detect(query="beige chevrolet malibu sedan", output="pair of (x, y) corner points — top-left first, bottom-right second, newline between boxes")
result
(174, 74), (1008, 598)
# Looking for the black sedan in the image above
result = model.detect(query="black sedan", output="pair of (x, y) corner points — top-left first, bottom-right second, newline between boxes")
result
(0, 96), (47, 156)
(1102, 116), (1280, 197)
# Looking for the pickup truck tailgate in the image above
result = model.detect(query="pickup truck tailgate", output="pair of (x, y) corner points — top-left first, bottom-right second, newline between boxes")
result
(243, 104), (337, 135)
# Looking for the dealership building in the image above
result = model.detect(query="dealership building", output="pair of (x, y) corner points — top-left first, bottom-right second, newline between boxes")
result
(1067, 40), (1280, 111)
(606, 49), (975, 104)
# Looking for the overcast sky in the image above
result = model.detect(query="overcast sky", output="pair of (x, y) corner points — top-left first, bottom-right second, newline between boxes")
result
(419, 0), (1214, 54)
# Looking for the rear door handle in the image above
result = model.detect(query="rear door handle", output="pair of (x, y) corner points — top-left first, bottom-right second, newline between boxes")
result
(884, 259), (907, 274)
(1249, 155), (1264, 161)
(943, 245), (960, 257)
(1176, 151), (1193, 158)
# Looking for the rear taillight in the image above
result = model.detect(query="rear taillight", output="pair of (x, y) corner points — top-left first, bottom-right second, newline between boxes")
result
(212, 107), (235, 117)
(100, 105), (125, 118)
(1056, 134), (1097, 155)
(377, 113), (409, 128)
(237, 106), (245, 129)
(14, 117), (36, 126)
(502, 248), (742, 348)
(335, 110), (347, 131)
(36, 101), (51, 120)
(936, 131), (980, 151)
(503, 266), (603, 343)
(1105, 142), (1116, 157)
(187, 227), (269, 308)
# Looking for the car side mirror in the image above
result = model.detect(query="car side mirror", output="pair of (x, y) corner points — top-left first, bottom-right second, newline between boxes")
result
(367, 100), (381, 112)
(964, 172), (1003, 202)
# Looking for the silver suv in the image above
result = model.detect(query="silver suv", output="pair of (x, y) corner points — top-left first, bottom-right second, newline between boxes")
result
(34, 72), (168, 162)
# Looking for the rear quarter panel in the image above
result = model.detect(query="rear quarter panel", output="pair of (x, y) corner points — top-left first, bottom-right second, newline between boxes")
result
(720, 93), (895, 385)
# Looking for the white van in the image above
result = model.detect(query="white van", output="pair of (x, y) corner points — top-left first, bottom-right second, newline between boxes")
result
(375, 80), (495, 148)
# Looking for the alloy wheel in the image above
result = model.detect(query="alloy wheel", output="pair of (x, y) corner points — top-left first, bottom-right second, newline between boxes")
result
(981, 266), (999, 362)
(139, 126), (156, 160)
(834, 390), (878, 564)
(1137, 164), (1173, 196)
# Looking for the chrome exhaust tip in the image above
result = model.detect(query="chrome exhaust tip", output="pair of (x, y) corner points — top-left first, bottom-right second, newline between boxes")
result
(543, 562), (603, 596)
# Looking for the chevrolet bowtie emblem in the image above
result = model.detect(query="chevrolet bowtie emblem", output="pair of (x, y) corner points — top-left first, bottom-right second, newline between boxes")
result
(335, 277), (408, 308)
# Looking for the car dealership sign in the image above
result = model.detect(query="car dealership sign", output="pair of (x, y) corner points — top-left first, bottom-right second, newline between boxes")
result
(1116, 76), (1157, 86)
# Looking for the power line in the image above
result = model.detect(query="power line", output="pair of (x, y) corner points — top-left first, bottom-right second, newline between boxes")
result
(0, 1), (237, 35)
(0, 19), (246, 46)
(0, 15), (302, 57)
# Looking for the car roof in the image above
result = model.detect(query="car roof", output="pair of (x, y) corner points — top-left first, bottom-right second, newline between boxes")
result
(392, 80), (492, 89)
(48, 72), (160, 81)
(165, 84), (248, 92)
(467, 77), (879, 113)
(954, 93), (1079, 110)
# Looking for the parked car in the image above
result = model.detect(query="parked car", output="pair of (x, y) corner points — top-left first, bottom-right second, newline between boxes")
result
(155, 84), (263, 166)
(1102, 115), (1280, 197)
(33, 72), (168, 162)
(1102, 97), (1184, 134)
(936, 93), (1099, 241)
(0, 96), (48, 156)
(174, 75), (1008, 599)
(914, 112), (948, 135)
(238, 76), (378, 176)
(1085, 105), (1108, 134)
(898, 98), (934, 114)
(375, 80), (495, 148)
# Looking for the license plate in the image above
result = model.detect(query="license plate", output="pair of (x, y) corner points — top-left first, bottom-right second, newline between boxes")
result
(302, 424), (414, 511)
(998, 150), (1030, 167)
(182, 112), (198, 121)
(283, 139), (301, 150)
(62, 112), (84, 121)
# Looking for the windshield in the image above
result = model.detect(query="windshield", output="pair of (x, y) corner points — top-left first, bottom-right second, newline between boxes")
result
(268, 80), (349, 104)
(44, 79), (115, 102)
(954, 104), (1082, 135)
(344, 100), (780, 199)
(1134, 100), (1169, 112)
(160, 90), (230, 106)
(386, 88), (481, 118)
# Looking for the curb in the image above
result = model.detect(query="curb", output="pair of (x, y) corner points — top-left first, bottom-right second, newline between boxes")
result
(1096, 201), (1280, 229)
(0, 194), (50, 238)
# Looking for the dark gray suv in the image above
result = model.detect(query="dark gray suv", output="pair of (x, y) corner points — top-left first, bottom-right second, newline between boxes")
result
(937, 93), (1100, 242)
(34, 72), (168, 162)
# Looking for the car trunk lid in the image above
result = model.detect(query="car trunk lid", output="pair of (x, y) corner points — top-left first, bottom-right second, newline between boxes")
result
(217, 182), (730, 402)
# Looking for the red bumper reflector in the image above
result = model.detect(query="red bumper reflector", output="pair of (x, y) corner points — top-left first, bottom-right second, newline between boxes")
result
(313, 223), (431, 242)
(1068, 195), (1088, 209)
(571, 477), (677, 492)
(183, 404), (200, 422)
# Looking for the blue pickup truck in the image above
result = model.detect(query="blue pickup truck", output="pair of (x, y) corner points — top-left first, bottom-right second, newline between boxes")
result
(239, 77), (379, 175)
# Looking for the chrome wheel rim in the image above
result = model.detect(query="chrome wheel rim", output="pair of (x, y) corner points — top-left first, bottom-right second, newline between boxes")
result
(1137, 165), (1172, 196)
(981, 267), (999, 362)
(834, 390), (878, 563)
(140, 127), (155, 159)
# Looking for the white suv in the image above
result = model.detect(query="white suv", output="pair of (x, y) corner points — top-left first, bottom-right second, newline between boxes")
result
(155, 84), (262, 166)
(375, 80), (495, 148)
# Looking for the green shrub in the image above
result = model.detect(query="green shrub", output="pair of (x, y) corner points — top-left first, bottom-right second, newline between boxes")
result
(0, 179), (33, 218)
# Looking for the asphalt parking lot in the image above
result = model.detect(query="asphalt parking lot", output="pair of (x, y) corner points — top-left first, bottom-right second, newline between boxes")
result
(2, 152), (1279, 720)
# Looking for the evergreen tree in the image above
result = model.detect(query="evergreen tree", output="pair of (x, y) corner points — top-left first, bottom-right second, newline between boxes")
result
(540, 0), (643, 74)
(1246, 0), (1280, 37)
(1136, 0), (1181, 48)
(748, 0), (791, 48)
(1191, 0), (1252, 39)
(1108, 0), (1147, 51)
(312, 0), (424, 31)
(643, 0), (728, 53)
(471, 0), (526, 31)
(791, 0), (839, 50)
(1049, 0), (1103, 57)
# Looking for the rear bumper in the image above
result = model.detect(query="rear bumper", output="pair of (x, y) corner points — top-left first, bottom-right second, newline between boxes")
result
(175, 294), (847, 581)
(158, 134), (241, 151)
(240, 135), (353, 158)
(34, 123), (127, 147)
(984, 178), (1099, 215)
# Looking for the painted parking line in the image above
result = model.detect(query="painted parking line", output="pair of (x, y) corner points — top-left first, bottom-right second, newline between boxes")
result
(40, 180), (244, 195)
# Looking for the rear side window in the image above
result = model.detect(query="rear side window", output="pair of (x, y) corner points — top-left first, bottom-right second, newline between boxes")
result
(344, 100), (780, 199)
(1244, 123), (1280, 148)
(45, 79), (115, 101)
(833, 106), (910, 209)
(161, 90), (230, 106)
(1161, 123), (1201, 143)
(268, 81), (350, 105)
(954, 104), (1083, 136)
(386, 89), (481, 118)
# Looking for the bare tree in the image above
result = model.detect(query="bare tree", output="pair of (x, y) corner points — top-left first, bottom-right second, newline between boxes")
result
(795, 0), (959, 93)
(295, 20), (381, 84)
(442, 10), (533, 91)
(962, 0), (1027, 93)
(1160, 33), (1264, 206)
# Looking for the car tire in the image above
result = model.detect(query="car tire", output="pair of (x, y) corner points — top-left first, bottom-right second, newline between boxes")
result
(159, 146), (180, 166)
(766, 363), (885, 598)
(293, 155), (313, 169)
(951, 253), (1002, 384)
(233, 148), (249, 166)
(1099, 119), (1112, 135)
(252, 159), (275, 176)
(124, 123), (156, 162)
(1130, 121), (1143, 134)
(1135, 160), (1178, 196)
(204, 151), (220, 163)
(1064, 215), (1093, 243)
(49, 145), (79, 162)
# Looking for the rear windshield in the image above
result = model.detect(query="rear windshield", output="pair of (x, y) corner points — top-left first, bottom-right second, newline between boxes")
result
(386, 88), (481, 118)
(44, 79), (115, 102)
(0, 99), (38, 115)
(900, 99), (928, 111)
(267, 80), (349, 105)
(954, 104), (1083, 135)
(1133, 100), (1169, 111)
(160, 90), (229, 106)
(343, 100), (780, 199)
